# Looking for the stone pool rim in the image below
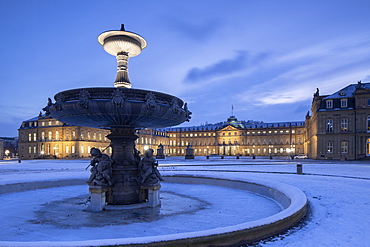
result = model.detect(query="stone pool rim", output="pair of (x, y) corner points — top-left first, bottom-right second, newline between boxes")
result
(0, 174), (308, 247)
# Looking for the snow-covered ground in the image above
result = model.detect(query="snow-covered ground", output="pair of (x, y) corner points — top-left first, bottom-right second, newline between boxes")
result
(0, 157), (370, 246)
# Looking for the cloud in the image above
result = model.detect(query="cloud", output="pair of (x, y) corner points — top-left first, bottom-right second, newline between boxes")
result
(165, 18), (221, 41)
(234, 34), (370, 107)
(184, 51), (273, 84)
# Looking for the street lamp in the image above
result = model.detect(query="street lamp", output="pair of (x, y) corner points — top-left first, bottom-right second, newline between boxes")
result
(4, 150), (10, 159)
(40, 151), (45, 159)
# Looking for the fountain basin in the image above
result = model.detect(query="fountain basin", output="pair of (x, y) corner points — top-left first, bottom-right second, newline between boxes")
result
(0, 174), (307, 246)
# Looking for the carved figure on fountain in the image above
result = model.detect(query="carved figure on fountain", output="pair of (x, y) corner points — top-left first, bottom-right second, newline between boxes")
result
(87, 148), (113, 186)
(138, 149), (164, 186)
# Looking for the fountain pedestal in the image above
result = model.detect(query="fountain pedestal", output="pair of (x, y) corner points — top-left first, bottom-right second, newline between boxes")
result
(141, 185), (161, 207)
(89, 185), (111, 212)
(106, 127), (144, 204)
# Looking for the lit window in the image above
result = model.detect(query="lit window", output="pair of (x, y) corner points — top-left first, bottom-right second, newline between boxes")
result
(327, 119), (333, 133)
(341, 119), (348, 132)
(340, 99), (348, 108)
(341, 141), (348, 153)
(327, 142), (333, 153)
(326, 100), (333, 109)
(28, 133), (32, 142)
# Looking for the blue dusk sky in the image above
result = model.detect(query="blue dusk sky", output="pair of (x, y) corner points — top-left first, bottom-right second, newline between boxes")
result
(1, 0), (370, 137)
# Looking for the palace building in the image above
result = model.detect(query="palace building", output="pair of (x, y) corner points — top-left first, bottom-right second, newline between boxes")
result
(305, 81), (370, 160)
(18, 113), (168, 159)
(18, 82), (370, 160)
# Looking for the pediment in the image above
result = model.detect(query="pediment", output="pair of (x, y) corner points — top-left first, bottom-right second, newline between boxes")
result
(220, 125), (240, 131)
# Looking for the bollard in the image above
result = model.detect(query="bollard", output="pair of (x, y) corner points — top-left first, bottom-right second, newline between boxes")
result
(236, 155), (239, 159)
(296, 163), (303, 174)
(221, 155), (224, 159)
(206, 155), (209, 159)
(18, 159), (21, 163)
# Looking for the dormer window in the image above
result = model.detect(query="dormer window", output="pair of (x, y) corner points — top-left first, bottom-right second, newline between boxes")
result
(326, 100), (333, 109)
(341, 99), (348, 108)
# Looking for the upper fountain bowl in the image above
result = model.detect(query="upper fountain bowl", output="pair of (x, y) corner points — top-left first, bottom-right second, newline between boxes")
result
(98, 24), (147, 57)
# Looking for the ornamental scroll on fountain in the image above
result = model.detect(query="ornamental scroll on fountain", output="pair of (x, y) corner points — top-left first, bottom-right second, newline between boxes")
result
(43, 25), (191, 211)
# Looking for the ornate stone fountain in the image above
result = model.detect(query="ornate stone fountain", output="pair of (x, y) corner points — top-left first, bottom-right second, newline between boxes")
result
(43, 25), (191, 208)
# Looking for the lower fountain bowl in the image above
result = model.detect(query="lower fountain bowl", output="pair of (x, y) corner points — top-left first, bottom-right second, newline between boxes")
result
(48, 87), (189, 129)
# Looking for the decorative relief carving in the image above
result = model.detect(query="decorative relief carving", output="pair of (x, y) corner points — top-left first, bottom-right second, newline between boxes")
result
(184, 103), (192, 121)
(42, 98), (53, 116)
(55, 93), (65, 111)
(171, 98), (181, 114)
(111, 89), (126, 108)
(145, 92), (157, 110)
(78, 89), (91, 109)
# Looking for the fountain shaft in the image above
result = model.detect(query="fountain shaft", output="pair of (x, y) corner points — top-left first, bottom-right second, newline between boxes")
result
(114, 52), (131, 88)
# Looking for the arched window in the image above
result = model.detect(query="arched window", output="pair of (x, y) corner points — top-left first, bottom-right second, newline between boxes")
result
(55, 131), (59, 140)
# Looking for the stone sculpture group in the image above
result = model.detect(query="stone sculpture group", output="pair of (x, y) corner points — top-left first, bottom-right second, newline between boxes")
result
(87, 147), (164, 187)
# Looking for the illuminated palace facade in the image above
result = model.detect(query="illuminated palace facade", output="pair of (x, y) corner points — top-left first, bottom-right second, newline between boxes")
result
(18, 82), (370, 160)
(18, 114), (304, 159)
